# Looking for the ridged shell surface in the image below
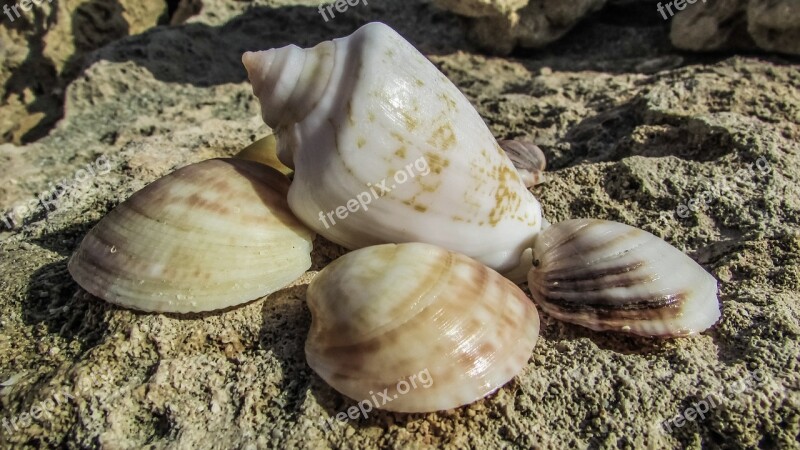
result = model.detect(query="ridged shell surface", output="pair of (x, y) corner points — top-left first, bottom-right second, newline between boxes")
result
(68, 158), (314, 313)
(527, 219), (721, 337)
(242, 22), (543, 275)
(305, 243), (540, 412)
(498, 139), (547, 187)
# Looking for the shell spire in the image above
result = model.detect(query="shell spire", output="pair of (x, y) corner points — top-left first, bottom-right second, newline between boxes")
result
(243, 40), (336, 133)
(498, 139), (547, 187)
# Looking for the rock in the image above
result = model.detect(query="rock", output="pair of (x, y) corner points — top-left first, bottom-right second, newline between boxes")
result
(469, 0), (607, 54)
(432, 0), (529, 17)
(0, 0), (168, 145)
(437, 0), (800, 55)
(434, 0), (608, 55)
(670, 0), (800, 55)
(670, 0), (755, 52)
(747, 0), (800, 54)
(170, 0), (204, 25)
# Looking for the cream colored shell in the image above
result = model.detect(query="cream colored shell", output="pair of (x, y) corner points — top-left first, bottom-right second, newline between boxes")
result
(305, 243), (540, 412)
(498, 139), (547, 187)
(68, 158), (314, 313)
(242, 22), (543, 276)
(527, 219), (721, 337)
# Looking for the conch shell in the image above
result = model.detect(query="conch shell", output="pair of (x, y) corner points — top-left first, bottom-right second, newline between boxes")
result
(68, 158), (314, 313)
(305, 243), (540, 412)
(242, 22), (543, 276)
(527, 219), (721, 337)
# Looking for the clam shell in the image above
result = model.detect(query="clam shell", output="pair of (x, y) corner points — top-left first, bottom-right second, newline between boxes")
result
(527, 219), (720, 337)
(68, 158), (314, 313)
(498, 139), (546, 187)
(242, 22), (543, 276)
(305, 243), (540, 413)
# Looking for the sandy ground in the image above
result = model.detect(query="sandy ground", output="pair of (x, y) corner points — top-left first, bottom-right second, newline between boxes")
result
(0, 0), (798, 448)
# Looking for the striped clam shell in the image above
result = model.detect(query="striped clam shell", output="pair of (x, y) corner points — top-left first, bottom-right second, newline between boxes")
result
(305, 243), (540, 412)
(68, 158), (314, 313)
(498, 139), (546, 187)
(527, 219), (720, 337)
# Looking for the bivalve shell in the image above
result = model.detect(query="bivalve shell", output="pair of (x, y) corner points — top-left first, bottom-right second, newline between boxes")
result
(527, 219), (721, 337)
(305, 243), (540, 412)
(68, 158), (314, 313)
(498, 139), (547, 187)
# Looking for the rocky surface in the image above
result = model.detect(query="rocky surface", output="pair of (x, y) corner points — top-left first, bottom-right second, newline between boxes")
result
(0, 0), (168, 145)
(1, 0), (799, 448)
(436, 0), (800, 56)
(434, 0), (608, 55)
(669, 0), (753, 53)
(671, 0), (800, 54)
(433, 0), (528, 17)
(747, 0), (800, 54)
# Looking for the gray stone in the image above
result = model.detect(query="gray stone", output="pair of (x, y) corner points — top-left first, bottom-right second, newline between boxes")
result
(748, 0), (800, 54)
(436, 0), (607, 54)
(670, 0), (800, 55)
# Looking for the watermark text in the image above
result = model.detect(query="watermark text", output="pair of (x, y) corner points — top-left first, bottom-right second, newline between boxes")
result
(319, 368), (433, 431)
(657, 0), (706, 20)
(318, 156), (430, 229)
(318, 0), (368, 22)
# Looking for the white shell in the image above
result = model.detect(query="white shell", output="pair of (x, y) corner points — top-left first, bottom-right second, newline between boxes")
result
(68, 159), (314, 313)
(242, 22), (543, 275)
(305, 243), (540, 412)
(527, 219), (721, 337)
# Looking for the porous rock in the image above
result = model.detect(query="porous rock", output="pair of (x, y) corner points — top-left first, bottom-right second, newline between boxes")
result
(670, 0), (800, 55)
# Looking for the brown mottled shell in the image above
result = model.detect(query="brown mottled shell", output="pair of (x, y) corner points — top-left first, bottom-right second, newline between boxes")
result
(68, 158), (314, 313)
(527, 219), (720, 337)
(498, 139), (546, 187)
(305, 243), (540, 412)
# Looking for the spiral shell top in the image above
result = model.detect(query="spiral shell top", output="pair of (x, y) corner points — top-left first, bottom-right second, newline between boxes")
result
(527, 219), (721, 337)
(305, 243), (540, 412)
(68, 158), (314, 313)
(242, 22), (543, 275)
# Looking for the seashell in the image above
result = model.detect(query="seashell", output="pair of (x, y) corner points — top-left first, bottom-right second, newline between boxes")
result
(234, 134), (293, 176)
(498, 139), (547, 187)
(526, 219), (721, 337)
(68, 158), (314, 313)
(242, 22), (543, 276)
(305, 242), (540, 412)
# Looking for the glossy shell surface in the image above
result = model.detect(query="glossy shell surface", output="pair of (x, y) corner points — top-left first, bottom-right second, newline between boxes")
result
(305, 243), (540, 412)
(68, 158), (314, 313)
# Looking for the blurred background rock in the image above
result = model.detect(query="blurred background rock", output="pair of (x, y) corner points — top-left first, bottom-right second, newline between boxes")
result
(0, 0), (174, 144)
(435, 0), (800, 55)
(3, 0), (797, 147)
